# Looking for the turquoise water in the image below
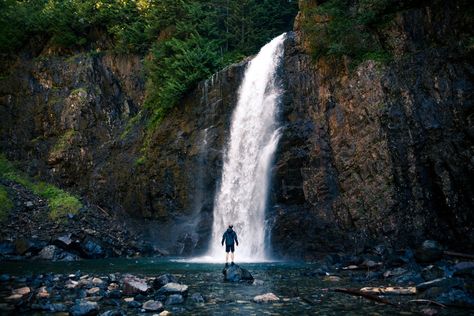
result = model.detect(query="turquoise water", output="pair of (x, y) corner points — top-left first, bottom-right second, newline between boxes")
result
(0, 258), (470, 315)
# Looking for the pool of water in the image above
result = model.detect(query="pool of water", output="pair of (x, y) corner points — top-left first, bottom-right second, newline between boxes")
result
(0, 257), (470, 315)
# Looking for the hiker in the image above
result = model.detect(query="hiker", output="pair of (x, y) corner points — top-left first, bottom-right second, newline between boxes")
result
(221, 224), (239, 266)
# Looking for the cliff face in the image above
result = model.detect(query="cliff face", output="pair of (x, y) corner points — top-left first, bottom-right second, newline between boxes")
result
(1, 1), (473, 258)
(0, 49), (246, 254)
(271, 2), (474, 258)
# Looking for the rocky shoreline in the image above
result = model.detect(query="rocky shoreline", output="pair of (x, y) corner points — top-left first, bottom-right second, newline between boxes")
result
(0, 179), (163, 262)
(0, 240), (473, 315)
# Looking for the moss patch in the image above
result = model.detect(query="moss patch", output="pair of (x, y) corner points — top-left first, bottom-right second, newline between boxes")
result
(0, 154), (82, 221)
(51, 129), (75, 154)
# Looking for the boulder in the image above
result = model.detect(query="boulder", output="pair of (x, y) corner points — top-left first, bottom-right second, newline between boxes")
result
(70, 299), (99, 316)
(222, 264), (254, 282)
(253, 293), (280, 303)
(142, 300), (164, 312)
(122, 275), (149, 295)
(415, 240), (443, 263)
(191, 293), (204, 303)
(81, 239), (104, 258)
(153, 274), (178, 289)
(157, 282), (188, 295)
(165, 294), (184, 305)
(37, 245), (60, 260)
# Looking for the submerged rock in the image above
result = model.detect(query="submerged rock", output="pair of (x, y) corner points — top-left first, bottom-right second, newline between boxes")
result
(70, 299), (99, 316)
(142, 300), (164, 312)
(222, 264), (254, 282)
(157, 283), (188, 295)
(253, 293), (280, 303)
(153, 274), (178, 289)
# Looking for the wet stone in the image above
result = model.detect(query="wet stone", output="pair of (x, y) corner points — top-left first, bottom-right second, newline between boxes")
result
(142, 300), (164, 312)
(122, 275), (149, 295)
(191, 293), (204, 303)
(70, 299), (99, 316)
(157, 282), (188, 295)
(253, 292), (280, 303)
(153, 274), (178, 289)
(165, 294), (184, 305)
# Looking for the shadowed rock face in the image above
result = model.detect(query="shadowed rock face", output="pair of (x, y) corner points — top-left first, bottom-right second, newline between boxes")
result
(0, 2), (473, 258)
(270, 2), (474, 259)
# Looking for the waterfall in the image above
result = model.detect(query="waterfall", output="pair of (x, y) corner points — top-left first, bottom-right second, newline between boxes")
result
(207, 33), (286, 262)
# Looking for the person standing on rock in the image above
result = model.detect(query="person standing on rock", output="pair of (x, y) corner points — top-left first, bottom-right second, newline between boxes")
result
(221, 224), (238, 266)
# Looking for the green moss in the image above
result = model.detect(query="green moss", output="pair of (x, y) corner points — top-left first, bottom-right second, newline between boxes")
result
(120, 111), (143, 140)
(0, 154), (81, 221)
(134, 155), (146, 167)
(51, 129), (75, 154)
(0, 185), (13, 222)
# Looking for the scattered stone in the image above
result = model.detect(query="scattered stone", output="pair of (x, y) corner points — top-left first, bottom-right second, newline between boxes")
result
(252, 279), (264, 286)
(87, 287), (101, 295)
(253, 293), (280, 303)
(436, 289), (474, 308)
(70, 299), (99, 316)
(37, 245), (60, 260)
(123, 275), (149, 295)
(107, 283), (119, 291)
(191, 293), (204, 303)
(166, 294), (184, 305)
(159, 311), (172, 316)
(99, 310), (126, 316)
(92, 277), (105, 286)
(13, 286), (31, 296)
(416, 277), (463, 292)
(153, 274), (178, 289)
(36, 286), (50, 299)
(123, 297), (134, 303)
(157, 283), (188, 295)
(452, 261), (474, 278)
(5, 294), (23, 301)
(66, 280), (79, 289)
(222, 264), (254, 282)
(415, 240), (443, 263)
(323, 275), (341, 282)
(142, 300), (164, 312)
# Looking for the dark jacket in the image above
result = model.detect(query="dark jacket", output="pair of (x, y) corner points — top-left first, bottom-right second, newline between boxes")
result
(222, 228), (238, 246)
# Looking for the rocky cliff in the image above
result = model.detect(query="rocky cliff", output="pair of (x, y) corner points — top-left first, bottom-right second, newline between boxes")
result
(1, 1), (473, 258)
(271, 0), (474, 258)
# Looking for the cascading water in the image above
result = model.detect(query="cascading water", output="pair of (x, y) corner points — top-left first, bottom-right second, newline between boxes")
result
(206, 33), (286, 262)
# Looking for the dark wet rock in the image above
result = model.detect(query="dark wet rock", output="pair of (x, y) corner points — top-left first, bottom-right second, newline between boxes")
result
(415, 240), (443, 263)
(134, 294), (146, 302)
(70, 299), (99, 316)
(157, 283), (188, 295)
(99, 310), (126, 316)
(0, 241), (15, 255)
(82, 239), (104, 259)
(31, 303), (67, 312)
(142, 300), (164, 312)
(253, 293), (280, 303)
(393, 271), (424, 285)
(165, 294), (184, 305)
(436, 289), (474, 308)
(36, 245), (79, 261)
(106, 290), (121, 299)
(383, 267), (408, 278)
(122, 275), (149, 295)
(452, 261), (474, 278)
(416, 277), (463, 292)
(0, 274), (10, 282)
(191, 293), (204, 303)
(126, 300), (141, 308)
(153, 274), (178, 289)
(222, 264), (254, 282)
(421, 265), (445, 281)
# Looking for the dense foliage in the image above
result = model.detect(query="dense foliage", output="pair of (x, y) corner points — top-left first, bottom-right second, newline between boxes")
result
(0, 0), (298, 127)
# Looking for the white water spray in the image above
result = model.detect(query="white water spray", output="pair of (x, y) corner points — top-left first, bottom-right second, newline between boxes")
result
(201, 33), (286, 262)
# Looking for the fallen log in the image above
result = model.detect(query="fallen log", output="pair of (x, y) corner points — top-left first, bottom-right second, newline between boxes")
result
(444, 251), (474, 260)
(333, 288), (396, 306)
(360, 286), (417, 295)
(408, 299), (446, 308)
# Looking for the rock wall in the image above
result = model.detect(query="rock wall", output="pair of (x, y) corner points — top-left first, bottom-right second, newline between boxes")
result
(271, 2), (474, 259)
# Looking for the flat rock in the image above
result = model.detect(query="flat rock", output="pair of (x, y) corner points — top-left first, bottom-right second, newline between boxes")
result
(153, 274), (178, 289)
(360, 286), (416, 295)
(70, 299), (99, 316)
(166, 294), (184, 305)
(142, 300), (164, 312)
(87, 287), (101, 295)
(157, 282), (188, 295)
(123, 275), (149, 295)
(222, 264), (254, 282)
(253, 293), (280, 303)
(13, 286), (31, 296)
